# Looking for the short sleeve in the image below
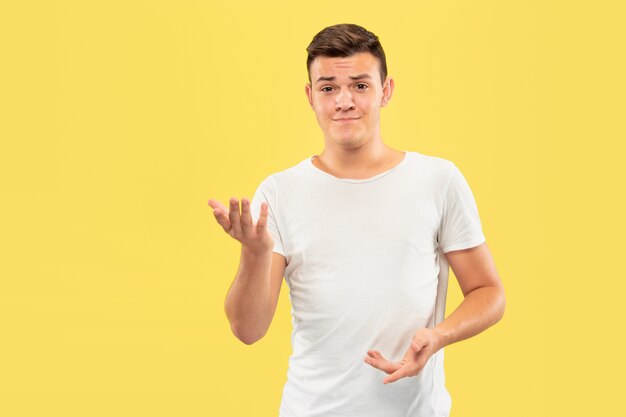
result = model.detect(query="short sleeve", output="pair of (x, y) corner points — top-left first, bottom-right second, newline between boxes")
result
(437, 164), (486, 253)
(249, 175), (285, 256)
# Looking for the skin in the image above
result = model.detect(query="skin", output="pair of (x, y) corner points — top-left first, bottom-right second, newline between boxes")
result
(209, 51), (506, 384)
(207, 196), (272, 256)
(304, 52), (404, 178)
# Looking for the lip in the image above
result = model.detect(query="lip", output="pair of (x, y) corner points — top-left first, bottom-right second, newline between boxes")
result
(333, 117), (360, 122)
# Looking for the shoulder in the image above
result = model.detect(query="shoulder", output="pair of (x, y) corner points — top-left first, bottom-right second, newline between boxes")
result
(405, 150), (457, 183)
(254, 157), (311, 193)
(262, 156), (314, 185)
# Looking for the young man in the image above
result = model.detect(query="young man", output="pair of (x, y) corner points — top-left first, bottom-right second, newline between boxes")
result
(208, 23), (505, 417)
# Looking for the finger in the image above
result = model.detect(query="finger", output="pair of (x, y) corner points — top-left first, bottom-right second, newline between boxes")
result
(400, 346), (416, 364)
(411, 337), (428, 353)
(369, 350), (396, 366)
(208, 198), (228, 212)
(240, 197), (253, 234)
(400, 338), (428, 365)
(212, 208), (231, 232)
(208, 199), (231, 232)
(256, 202), (268, 233)
(228, 197), (243, 236)
(367, 350), (385, 360)
(364, 353), (399, 374)
(383, 365), (410, 384)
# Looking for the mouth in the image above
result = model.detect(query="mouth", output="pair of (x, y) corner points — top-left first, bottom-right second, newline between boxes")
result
(333, 117), (360, 122)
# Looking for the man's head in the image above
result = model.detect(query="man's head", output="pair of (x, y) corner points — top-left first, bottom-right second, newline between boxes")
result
(306, 23), (388, 87)
(304, 24), (394, 149)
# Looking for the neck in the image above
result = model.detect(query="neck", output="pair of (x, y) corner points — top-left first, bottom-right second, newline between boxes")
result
(314, 139), (403, 178)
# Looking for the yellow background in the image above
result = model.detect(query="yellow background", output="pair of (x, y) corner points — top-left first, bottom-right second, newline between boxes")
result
(1, 1), (624, 416)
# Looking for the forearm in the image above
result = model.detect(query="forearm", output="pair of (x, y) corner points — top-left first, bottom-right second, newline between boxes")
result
(224, 245), (273, 344)
(434, 285), (506, 349)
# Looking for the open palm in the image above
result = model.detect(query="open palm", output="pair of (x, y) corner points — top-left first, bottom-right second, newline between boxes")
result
(363, 327), (444, 384)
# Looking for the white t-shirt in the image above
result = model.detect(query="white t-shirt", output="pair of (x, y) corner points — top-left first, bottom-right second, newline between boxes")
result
(250, 150), (486, 417)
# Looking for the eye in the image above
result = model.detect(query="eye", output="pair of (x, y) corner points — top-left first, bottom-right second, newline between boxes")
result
(321, 86), (333, 93)
(355, 83), (368, 90)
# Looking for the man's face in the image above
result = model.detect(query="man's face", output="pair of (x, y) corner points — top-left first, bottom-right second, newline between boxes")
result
(305, 52), (393, 149)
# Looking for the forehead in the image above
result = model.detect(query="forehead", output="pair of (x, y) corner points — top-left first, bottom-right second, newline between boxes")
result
(310, 52), (379, 82)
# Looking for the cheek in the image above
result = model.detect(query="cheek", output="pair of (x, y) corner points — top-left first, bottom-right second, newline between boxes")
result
(314, 107), (331, 125)
(357, 97), (375, 111)
(318, 104), (334, 119)
(366, 101), (381, 117)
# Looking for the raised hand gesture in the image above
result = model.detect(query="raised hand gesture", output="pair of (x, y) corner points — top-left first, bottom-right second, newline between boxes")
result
(208, 197), (274, 256)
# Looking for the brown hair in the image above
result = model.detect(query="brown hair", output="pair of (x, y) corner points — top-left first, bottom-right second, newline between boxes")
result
(306, 23), (388, 86)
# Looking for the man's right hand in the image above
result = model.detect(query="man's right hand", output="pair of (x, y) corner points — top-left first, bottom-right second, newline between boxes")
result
(208, 197), (274, 256)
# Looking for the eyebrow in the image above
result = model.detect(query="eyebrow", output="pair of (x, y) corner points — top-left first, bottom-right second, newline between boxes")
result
(315, 73), (372, 84)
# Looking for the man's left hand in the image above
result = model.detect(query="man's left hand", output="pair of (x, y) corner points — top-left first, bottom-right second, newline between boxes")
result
(363, 327), (445, 384)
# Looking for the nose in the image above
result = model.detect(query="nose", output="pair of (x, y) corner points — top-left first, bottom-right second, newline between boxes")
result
(335, 88), (355, 111)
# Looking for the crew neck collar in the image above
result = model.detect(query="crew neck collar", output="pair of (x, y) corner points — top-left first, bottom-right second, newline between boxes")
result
(306, 150), (409, 184)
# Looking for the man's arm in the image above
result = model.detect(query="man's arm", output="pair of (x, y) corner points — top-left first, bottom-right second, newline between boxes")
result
(225, 249), (286, 344)
(208, 197), (287, 345)
(434, 242), (506, 348)
(364, 241), (505, 383)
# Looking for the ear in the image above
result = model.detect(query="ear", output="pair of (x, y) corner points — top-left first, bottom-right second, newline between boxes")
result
(381, 77), (394, 107)
(305, 83), (314, 107)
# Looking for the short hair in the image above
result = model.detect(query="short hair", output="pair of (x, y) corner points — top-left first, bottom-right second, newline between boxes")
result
(306, 23), (388, 87)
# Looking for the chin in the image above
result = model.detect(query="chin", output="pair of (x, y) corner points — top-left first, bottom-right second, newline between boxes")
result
(331, 130), (363, 142)
(333, 137), (364, 148)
